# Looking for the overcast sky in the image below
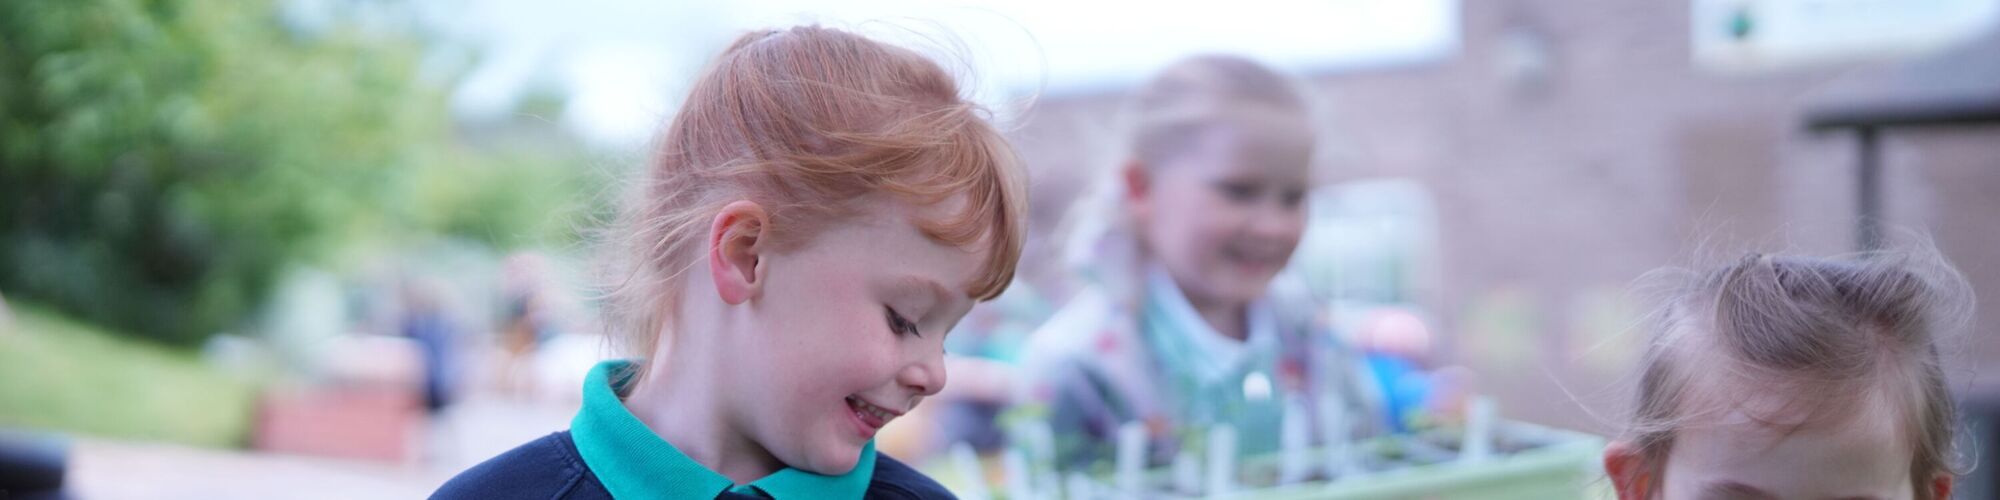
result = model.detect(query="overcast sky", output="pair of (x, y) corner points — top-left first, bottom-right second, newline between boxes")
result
(415, 0), (1459, 146)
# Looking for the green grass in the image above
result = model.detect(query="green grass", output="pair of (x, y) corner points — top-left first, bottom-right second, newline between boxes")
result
(0, 301), (257, 448)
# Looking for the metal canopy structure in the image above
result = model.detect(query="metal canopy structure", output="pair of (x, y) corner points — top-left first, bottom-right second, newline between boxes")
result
(1802, 30), (2000, 250)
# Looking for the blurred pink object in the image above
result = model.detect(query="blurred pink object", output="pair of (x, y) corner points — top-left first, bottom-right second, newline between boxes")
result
(253, 336), (424, 463)
(1358, 307), (1434, 363)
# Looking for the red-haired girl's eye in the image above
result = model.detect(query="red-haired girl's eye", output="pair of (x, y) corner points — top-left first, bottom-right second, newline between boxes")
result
(884, 306), (921, 338)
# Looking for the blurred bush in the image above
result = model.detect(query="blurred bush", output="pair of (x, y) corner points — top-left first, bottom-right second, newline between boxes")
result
(0, 0), (610, 347)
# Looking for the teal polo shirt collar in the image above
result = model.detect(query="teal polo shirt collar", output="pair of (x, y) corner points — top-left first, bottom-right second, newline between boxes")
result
(570, 359), (877, 499)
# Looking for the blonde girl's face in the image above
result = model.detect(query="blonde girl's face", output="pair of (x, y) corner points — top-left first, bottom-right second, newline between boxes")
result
(1132, 118), (1313, 307)
(727, 195), (981, 475)
(1661, 410), (1914, 500)
(1612, 384), (1933, 500)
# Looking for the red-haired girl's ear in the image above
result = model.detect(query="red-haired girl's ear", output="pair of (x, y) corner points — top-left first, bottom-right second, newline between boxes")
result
(708, 200), (770, 305)
(1604, 440), (1653, 500)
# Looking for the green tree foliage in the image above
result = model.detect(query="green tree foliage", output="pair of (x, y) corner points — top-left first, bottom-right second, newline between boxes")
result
(0, 0), (601, 346)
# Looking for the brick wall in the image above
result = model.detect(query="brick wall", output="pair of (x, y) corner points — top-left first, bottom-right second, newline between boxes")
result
(1005, 0), (2000, 432)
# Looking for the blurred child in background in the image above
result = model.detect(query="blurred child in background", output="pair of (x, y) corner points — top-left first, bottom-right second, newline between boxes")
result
(1018, 54), (1387, 470)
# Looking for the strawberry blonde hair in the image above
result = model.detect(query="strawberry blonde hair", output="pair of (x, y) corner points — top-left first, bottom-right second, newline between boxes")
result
(600, 25), (1026, 360)
(1622, 248), (1973, 499)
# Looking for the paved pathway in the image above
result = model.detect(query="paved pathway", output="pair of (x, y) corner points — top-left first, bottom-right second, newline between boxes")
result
(64, 393), (574, 499)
